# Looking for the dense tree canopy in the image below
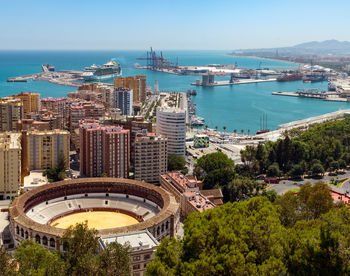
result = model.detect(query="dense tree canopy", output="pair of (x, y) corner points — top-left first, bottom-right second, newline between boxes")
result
(99, 241), (131, 276)
(61, 222), (101, 276)
(168, 155), (187, 173)
(147, 197), (287, 276)
(14, 239), (66, 276)
(240, 118), (350, 177)
(147, 181), (350, 275)
(194, 152), (263, 202)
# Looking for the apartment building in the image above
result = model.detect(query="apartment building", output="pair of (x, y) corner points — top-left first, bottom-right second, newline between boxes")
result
(0, 97), (23, 131)
(79, 119), (130, 178)
(134, 131), (167, 184)
(0, 133), (21, 200)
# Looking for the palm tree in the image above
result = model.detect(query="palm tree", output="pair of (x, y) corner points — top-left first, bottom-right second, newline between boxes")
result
(205, 125), (208, 130)
(215, 126), (218, 131)
(234, 129), (237, 136)
(223, 126), (227, 132)
(247, 129), (250, 136)
(241, 129), (244, 135)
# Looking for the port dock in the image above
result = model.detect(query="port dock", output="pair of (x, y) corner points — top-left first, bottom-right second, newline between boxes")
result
(272, 89), (349, 102)
(7, 70), (83, 87)
(192, 78), (277, 87)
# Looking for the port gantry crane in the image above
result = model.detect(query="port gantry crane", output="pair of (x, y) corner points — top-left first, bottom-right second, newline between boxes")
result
(137, 47), (177, 70)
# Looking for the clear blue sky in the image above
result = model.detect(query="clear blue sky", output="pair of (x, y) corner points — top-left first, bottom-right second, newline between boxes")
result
(1, 0), (349, 50)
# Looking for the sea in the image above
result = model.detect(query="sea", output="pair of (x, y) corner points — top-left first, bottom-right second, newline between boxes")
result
(1, 50), (349, 133)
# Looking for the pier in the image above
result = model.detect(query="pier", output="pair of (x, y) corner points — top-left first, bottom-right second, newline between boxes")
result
(192, 78), (276, 87)
(272, 89), (349, 102)
(256, 109), (350, 141)
(7, 70), (83, 87)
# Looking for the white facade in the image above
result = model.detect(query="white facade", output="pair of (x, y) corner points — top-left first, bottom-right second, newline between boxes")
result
(156, 107), (186, 156)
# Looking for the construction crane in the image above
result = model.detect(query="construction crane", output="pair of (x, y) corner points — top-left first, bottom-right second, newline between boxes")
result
(137, 47), (175, 70)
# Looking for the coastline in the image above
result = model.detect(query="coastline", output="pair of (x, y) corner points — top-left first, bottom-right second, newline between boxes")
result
(227, 54), (302, 66)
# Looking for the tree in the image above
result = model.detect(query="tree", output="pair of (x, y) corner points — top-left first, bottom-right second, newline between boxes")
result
(225, 176), (260, 202)
(329, 160), (339, 174)
(196, 152), (234, 174)
(339, 159), (347, 170)
(305, 227), (345, 276)
(261, 190), (278, 203)
(288, 164), (303, 179)
(195, 152), (235, 190)
(267, 163), (281, 177)
(57, 151), (67, 172)
(256, 143), (268, 174)
(99, 241), (131, 276)
(223, 126), (226, 132)
(167, 155), (186, 172)
(240, 145), (257, 174)
(0, 246), (16, 276)
(311, 163), (325, 177)
(15, 239), (66, 276)
(43, 152), (67, 182)
(146, 238), (182, 276)
(61, 222), (100, 276)
(275, 181), (334, 227)
(147, 197), (287, 275)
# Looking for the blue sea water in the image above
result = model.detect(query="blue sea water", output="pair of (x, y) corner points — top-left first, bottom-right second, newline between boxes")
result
(0, 50), (349, 133)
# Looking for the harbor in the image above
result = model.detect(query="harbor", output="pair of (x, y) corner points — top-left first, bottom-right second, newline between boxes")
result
(192, 77), (277, 87)
(2, 50), (350, 134)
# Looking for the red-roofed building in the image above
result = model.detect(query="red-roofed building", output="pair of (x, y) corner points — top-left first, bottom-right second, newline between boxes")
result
(331, 190), (350, 204)
(160, 172), (219, 217)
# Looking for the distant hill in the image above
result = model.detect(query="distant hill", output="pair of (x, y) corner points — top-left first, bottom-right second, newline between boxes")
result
(234, 40), (350, 56)
(293, 40), (350, 50)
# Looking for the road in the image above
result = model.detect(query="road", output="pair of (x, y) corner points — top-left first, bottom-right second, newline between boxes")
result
(268, 170), (350, 195)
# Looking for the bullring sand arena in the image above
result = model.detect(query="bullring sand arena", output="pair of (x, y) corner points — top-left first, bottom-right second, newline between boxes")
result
(50, 211), (139, 230)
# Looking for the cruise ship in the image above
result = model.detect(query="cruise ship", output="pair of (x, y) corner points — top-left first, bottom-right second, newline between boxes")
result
(82, 60), (122, 81)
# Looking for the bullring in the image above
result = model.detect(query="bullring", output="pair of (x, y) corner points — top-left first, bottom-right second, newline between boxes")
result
(9, 178), (180, 251)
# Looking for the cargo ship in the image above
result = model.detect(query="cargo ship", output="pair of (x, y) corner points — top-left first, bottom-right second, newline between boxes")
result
(82, 60), (121, 81)
(303, 75), (327, 83)
(277, 73), (303, 82)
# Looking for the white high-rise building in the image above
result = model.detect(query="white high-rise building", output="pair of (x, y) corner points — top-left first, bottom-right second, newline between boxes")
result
(156, 106), (186, 156)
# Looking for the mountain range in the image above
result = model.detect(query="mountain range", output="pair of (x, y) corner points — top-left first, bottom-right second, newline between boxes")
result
(235, 40), (350, 56)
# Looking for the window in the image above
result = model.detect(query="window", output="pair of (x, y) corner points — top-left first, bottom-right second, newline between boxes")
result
(133, 264), (140, 270)
(133, 256), (140, 261)
(50, 238), (56, 248)
(35, 235), (41, 244)
(144, 254), (151, 260)
(42, 236), (48, 246)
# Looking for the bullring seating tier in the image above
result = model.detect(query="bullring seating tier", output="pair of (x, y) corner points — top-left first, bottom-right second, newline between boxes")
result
(26, 193), (160, 225)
